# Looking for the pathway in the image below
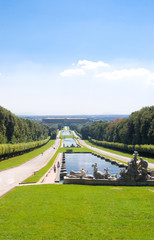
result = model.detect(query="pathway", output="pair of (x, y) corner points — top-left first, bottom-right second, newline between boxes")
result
(39, 153), (62, 184)
(0, 138), (60, 197)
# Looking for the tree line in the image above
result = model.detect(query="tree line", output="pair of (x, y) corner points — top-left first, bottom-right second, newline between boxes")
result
(81, 106), (154, 145)
(0, 106), (56, 144)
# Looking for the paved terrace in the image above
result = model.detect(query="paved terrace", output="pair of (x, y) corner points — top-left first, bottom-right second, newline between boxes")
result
(39, 153), (62, 184)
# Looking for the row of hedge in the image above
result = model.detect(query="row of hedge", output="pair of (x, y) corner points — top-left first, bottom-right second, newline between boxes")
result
(74, 130), (82, 139)
(0, 137), (50, 157)
(89, 137), (154, 156)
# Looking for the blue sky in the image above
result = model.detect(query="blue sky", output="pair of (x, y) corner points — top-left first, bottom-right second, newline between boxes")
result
(0, 0), (154, 115)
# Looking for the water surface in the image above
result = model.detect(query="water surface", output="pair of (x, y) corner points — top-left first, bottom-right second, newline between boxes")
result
(63, 138), (77, 147)
(65, 153), (124, 176)
(62, 130), (71, 136)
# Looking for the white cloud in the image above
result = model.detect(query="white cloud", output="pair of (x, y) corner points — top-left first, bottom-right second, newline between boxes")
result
(0, 73), (2, 77)
(77, 60), (109, 70)
(60, 59), (109, 77)
(147, 73), (154, 85)
(95, 68), (154, 85)
(60, 68), (85, 77)
(60, 60), (154, 85)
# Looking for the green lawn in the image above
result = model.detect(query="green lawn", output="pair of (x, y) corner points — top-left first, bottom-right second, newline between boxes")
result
(64, 126), (69, 130)
(0, 140), (55, 171)
(0, 185), (153, 240)
(60, 135), (74, 139)
(85, 140), (154, 164)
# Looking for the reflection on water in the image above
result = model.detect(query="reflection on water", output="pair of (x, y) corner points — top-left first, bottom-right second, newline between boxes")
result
(65, 153), (124, 176)
(63, 138), (77, 147)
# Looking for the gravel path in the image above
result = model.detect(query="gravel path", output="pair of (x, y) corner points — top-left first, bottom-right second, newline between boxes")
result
(0, 138), (60, 197)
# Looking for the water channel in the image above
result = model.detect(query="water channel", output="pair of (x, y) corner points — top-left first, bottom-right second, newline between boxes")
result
(65, 153), (124, 177)
(63, 138), (78, 147)
(61, 130), (72, 136)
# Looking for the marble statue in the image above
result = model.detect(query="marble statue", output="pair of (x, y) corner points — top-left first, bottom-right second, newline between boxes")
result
(66, 168), (93, 179)
(92, 163), (105, 179)
(92, 163), (118, 180)
(120, 151), (150, 181)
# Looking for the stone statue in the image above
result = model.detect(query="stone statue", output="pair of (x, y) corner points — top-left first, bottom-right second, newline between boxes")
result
(92, 163), (105, 179)
(120, 151), (149, 181)
(91, 163), (118, 180)
(66, 168), (93, 179)
(104, 167), (111, 179)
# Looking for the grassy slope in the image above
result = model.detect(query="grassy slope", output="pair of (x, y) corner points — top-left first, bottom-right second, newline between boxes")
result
(0, 185), (153, 240)
(0, 140), (55, 171)
(85, 140), (154, 164)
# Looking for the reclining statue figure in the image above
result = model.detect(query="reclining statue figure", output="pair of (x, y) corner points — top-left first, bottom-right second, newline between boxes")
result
(66, 168), (93, 179)
(92, 163), (105, 179)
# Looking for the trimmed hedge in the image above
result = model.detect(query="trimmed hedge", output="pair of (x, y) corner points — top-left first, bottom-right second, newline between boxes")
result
(89, 137), (154, 156)
(74, 130), (82, 138)
(0, 137), (50, 157)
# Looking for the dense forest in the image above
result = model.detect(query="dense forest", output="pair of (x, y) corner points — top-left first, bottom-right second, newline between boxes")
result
(81, 106), (154, 145)
(0, 106), (56, 144)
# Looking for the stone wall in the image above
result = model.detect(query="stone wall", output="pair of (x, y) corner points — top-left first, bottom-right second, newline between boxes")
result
(64, 177), (154, 186)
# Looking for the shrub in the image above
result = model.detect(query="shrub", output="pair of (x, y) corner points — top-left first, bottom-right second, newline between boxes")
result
(89, 137), (154, 156)
(0, 137), (50, 157)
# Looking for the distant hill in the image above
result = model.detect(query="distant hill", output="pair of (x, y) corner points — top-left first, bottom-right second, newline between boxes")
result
(19, 114), (129, 123)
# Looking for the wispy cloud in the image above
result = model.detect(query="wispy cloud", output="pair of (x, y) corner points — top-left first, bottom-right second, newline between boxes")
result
(95, 68), (154, 85)
(95, 68), (149, 80)
(147, 73), (154, 85)
(77, 60), (109, 70)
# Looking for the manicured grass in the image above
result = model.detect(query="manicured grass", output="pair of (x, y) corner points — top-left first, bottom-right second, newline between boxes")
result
(0, 140), (55, 171)
(0, 185), (153, 240)
(64, 126), (69, 130)
(60, 135), (74, 139)
(59, 147), (91, 153)
(85, 140), (154, 164)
